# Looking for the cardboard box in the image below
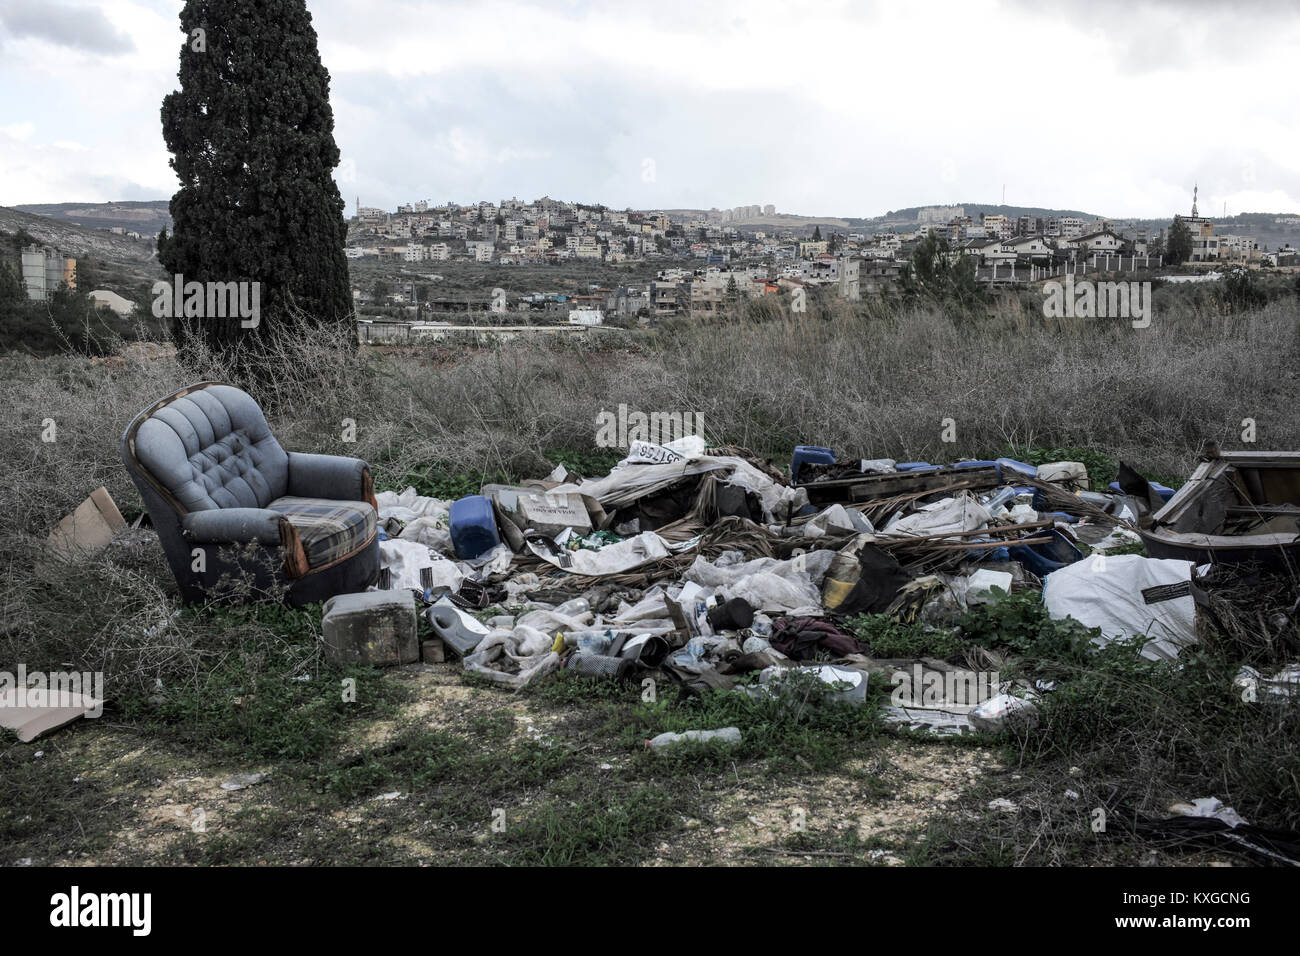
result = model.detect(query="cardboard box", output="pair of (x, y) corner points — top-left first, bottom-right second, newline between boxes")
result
(484, 485), (608, 542)
(48, 487), (126, 554)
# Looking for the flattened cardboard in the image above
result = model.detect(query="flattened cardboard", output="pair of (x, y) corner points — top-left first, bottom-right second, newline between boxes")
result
(48, 487), (126, 553)
(0, 689), (103, 742)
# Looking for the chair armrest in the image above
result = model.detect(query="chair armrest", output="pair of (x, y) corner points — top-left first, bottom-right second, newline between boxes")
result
(181, 508), (310, 578)
(182, 508), (287, 545)
(287, 452), (375, 507)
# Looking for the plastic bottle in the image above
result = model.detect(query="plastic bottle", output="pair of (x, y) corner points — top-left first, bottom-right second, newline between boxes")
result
(554, 597), (591, 617)
(646, 727), (742, 750)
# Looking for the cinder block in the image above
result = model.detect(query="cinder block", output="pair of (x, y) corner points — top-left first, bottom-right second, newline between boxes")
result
(421, 638), (446, 663)
(322, 590), (418, 666)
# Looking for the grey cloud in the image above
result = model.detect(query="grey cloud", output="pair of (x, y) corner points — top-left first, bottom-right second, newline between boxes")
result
(0, 0), (135, 55)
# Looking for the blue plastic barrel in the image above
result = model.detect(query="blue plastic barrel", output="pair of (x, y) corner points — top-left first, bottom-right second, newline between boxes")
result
(1008, 529), (1083, 577)
(791, 445), (836, 482)
(449, 495), (501, 559)
(1108, 480), (1175, 503)
(996, 458), (1038, 481)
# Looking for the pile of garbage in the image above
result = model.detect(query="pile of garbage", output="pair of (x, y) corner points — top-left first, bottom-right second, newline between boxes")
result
(346, 435), (1278, 735)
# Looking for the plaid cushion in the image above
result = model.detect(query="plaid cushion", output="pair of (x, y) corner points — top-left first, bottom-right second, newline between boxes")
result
(268, 496), (376, 569)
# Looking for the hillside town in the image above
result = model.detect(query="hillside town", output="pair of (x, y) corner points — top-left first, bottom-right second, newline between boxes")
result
(9, 191), (1300, 327)
(342, 191), (1300, 323)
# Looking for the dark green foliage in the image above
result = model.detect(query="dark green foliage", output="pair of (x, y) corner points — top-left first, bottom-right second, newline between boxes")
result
(0, 258), (24, 308)
(897, 229), (989, 313)
(159, 0), (354, 370)
(1166, 215), (1193, 265)
(847, 613), (966, 660)
(1220, 266), (1267, 312)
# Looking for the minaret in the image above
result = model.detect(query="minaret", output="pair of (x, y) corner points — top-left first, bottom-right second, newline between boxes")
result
(1191, 183), (1198, 218)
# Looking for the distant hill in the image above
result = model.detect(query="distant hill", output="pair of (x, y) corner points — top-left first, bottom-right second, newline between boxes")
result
(0, 205), (161, 269)
(13, 200), (171, 237)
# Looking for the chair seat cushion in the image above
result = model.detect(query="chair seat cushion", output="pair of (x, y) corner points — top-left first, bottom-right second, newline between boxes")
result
(268, 496), (377, 570)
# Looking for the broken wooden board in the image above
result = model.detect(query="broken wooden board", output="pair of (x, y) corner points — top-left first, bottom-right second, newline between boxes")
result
(800, 465), (1001, 506)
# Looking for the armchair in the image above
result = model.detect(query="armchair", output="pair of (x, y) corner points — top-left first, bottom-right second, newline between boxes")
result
(121, 382), (380, 607)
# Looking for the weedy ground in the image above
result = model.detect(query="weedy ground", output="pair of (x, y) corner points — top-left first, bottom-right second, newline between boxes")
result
(2, 295), (1297, 865)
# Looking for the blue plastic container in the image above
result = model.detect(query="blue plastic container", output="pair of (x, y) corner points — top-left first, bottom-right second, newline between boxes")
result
(895, 462), (935, 472)
(996, 457), (1038, 481)
(449, 495), (501, 559)
(977, 544), (1011, 562)
(953, 459), (1004, 482)
(1042, 511), (1081, 524)
(791, 445), (836, 482)
(1108, 480), (1175, 503)
(1008, 529), (1083, 577)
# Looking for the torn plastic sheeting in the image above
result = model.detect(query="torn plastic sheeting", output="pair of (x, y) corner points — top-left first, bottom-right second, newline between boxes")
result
(551, 453), (807, 523)
(969, 693), (1040, 732)
(802, 503), (875, 536)
(375, 487), (452, 525)
(881, 493), (991, 538)
(398, 516), (454, 554)
(513, 604), (595, 636)
(1042, 553), (1199, 662)
(378, 538), (464, 593)
(1169, 797), (1248, 828)
(684, 549), (834, 616)
(967, 568), (1013, 600)
(610, 586), (672, 623)
(526, 530), (673, 576)
(461, 542), (514, 574)
(757, 664), (870, 706)
(1087, 525), (1144, 553)
(462, 629), (562, 689)
(1234, 663), (1300, 701)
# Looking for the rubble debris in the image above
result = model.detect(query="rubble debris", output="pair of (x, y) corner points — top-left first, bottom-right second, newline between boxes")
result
(347, 436), (1298, 787)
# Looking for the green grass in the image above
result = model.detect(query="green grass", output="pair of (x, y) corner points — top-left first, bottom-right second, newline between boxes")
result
(498, 786), (680, 865)
(116, 601), (410, 762)
(846, 614), (967, 660)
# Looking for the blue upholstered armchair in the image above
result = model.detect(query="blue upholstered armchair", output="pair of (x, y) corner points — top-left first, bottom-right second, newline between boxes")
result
(121, 382), (380, 607)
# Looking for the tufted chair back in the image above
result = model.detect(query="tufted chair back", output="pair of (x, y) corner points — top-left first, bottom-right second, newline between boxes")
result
(128, 383), (289, 513)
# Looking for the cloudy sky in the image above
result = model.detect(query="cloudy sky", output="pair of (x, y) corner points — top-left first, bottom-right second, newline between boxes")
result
(2, 0), (1298, 219)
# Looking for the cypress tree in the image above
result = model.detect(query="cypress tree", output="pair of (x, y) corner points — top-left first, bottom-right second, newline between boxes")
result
(160, 0), (353, 368)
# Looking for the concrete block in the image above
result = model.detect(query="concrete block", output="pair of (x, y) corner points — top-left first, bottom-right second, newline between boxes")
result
(322, 590), (418, 666)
